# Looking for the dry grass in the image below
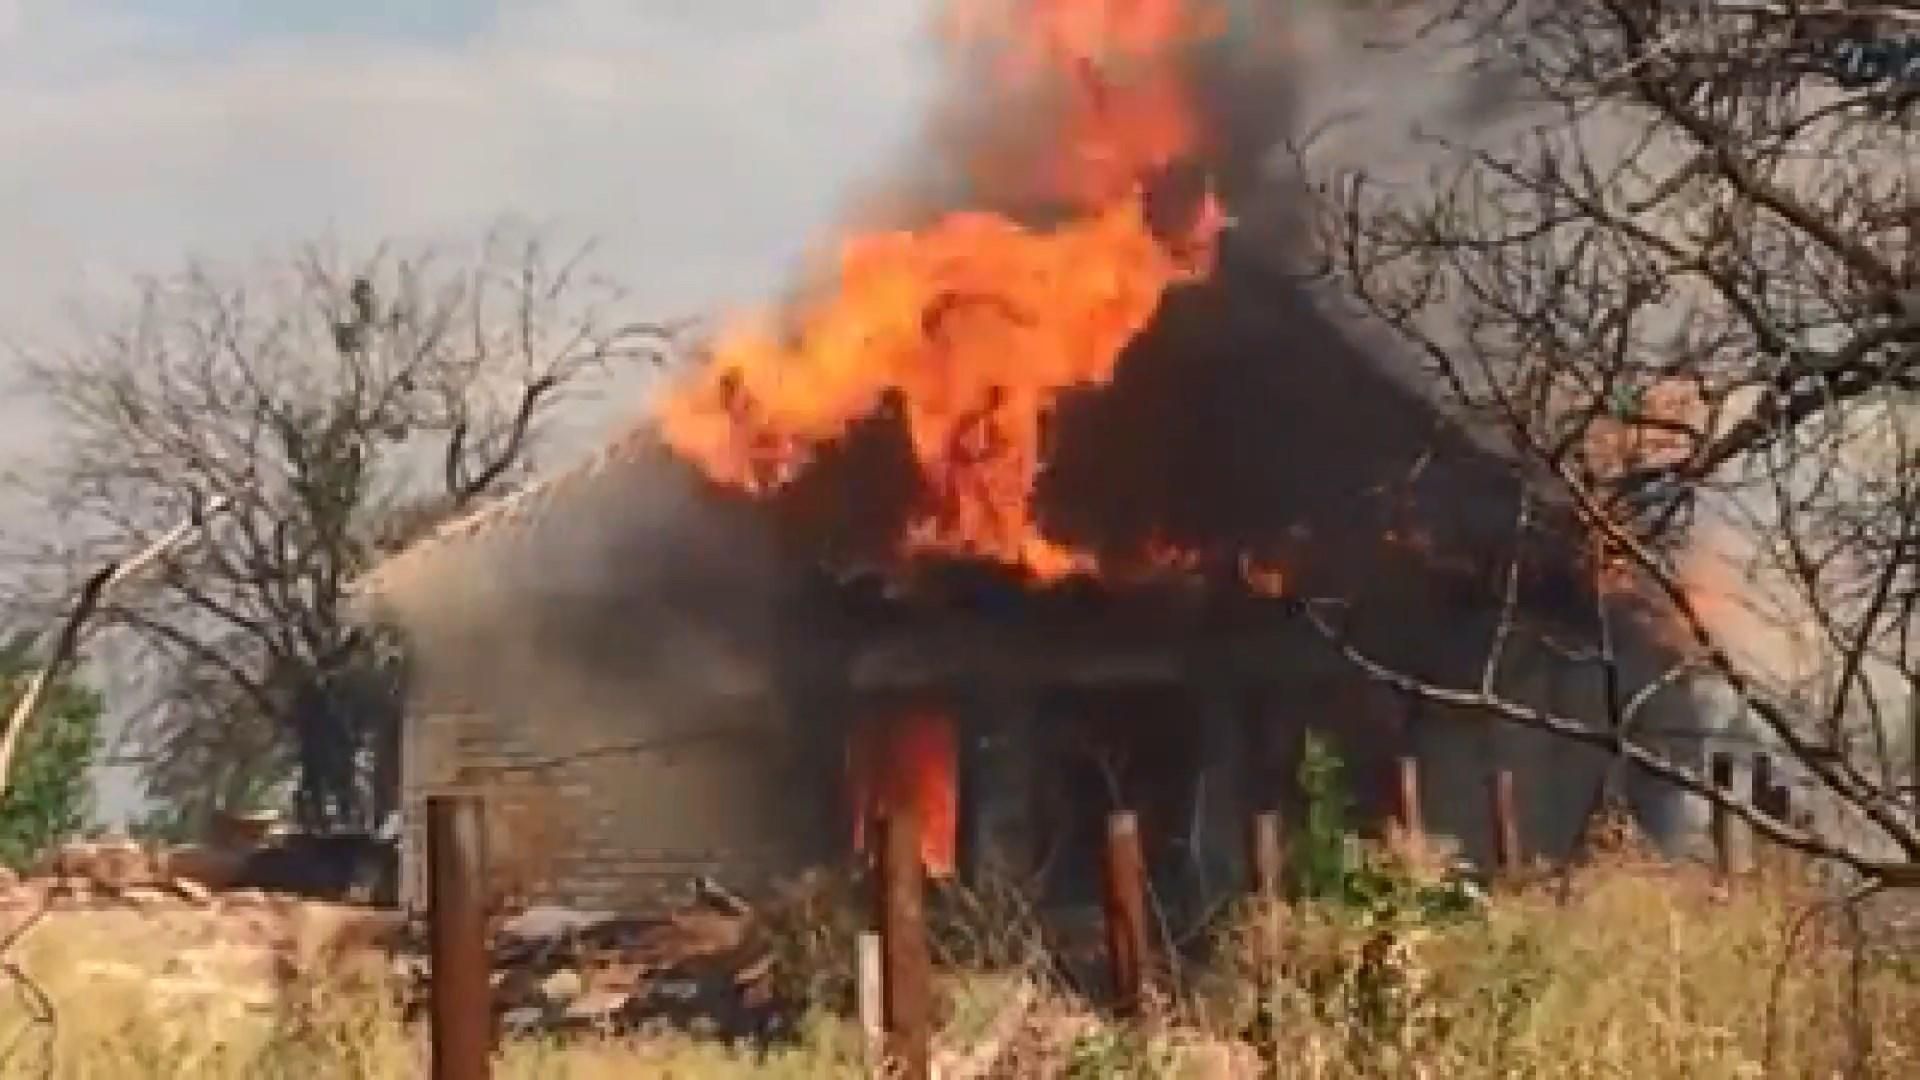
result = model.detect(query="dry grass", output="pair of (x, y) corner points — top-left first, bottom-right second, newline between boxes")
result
(928, 855), (1920, 1079)
(1200, 866), (1920, 1078)
(0, 858), (1914, 1077)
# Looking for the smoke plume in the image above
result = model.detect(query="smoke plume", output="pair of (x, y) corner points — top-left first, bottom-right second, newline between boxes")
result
(767, 1), (1548, 602)
(369, 2), (1706, 875)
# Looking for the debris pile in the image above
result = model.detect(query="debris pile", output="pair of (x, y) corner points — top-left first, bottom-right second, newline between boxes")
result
(4, 836), (237, 908)
(1, 831), (394, 908)
(7, 840), (790, 1044)
(3, 825), (397, 910)
(392, 881), (790, 1042)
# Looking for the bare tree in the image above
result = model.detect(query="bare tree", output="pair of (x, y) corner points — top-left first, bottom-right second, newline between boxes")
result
(1303, 1), (1920, 882)
(5, 226), (674, 832)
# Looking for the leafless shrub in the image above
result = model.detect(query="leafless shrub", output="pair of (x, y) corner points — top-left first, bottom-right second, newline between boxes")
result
(3, 224), (678, 831)
(1302, 0), (1920, 885)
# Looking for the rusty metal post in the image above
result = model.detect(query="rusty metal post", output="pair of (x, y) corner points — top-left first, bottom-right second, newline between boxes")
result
(1395, 756), (1424, 846)
(875, 808), (932, 1080)
(427, 794), (491, 1080)
(1490, 769), (1522, 880)
(1103, 810), (1150, 1017)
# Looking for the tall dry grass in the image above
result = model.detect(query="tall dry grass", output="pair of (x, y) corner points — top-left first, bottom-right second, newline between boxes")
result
(0, 856), (1913, 1077)
(1201, 864), (1920, 1078)
(912, 851), (1920, 1078)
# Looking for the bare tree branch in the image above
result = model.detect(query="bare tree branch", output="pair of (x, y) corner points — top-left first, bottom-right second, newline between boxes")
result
(1306, 0), (1920, 877)
(1301, 600), (1920, 886)
(2, 224), (677, 829)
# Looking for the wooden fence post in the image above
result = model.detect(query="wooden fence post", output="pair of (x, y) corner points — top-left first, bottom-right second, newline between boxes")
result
(1250, 810), (1284, 900)
(855, 931), (884, 1075)
(1103, 810), (1150, 1017)
(1248, 810), (1284, 980)
(1789, 807), (1817, 884)
(875, 808), (932, 1080)
(1750, 760), (1799, 886)
(1396, 756), (1424, 848)
(1751, 752), (1773, 811)
(1490, 769), (1523, 880)
(427, 794), (492, 1080)
(1709, 751), (1751, 878)
(1751, 754), (1776, 882)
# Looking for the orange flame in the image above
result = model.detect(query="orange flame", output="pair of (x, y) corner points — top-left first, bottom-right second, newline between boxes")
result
(850, 708), (958, 877)
(1144, 532), (1204, 574)
(943, 0), (1224, 206)
(654, 1), (1229, 581)
(1239, 553), (1287, 597)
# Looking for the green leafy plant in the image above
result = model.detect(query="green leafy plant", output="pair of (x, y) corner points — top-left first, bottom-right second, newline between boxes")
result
(0, 636), (102, 868)
(1293, 732), (1353, 902)
(1062, 1024), (1172, 1080)
(1291, 734), (1483, 923)
(1342, 852), (1484, 927)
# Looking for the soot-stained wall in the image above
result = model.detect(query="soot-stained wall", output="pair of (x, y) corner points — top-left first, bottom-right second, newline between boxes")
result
(374, 451), (1709, 915)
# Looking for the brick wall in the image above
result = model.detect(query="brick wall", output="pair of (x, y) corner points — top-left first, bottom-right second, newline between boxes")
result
(399, 699), (802, 914)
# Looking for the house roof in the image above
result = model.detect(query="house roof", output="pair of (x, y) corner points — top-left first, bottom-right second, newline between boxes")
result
(355, 246), (1596, 627)
(351, 421), (663, 611)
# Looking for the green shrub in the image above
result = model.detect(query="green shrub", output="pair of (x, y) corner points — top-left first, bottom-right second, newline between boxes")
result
(0, 638), (101, 868)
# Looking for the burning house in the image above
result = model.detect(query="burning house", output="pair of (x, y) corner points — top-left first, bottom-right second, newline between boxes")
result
(356, 1), (1715, 915)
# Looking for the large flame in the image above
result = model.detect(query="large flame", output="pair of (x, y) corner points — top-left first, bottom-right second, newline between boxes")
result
(655, 0), (1230, 580)
(943, 0), (1225, 207)
(849, 708), (959, 878)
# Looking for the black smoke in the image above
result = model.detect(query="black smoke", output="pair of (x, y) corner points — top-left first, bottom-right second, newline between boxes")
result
(751, 2), (1575, 625)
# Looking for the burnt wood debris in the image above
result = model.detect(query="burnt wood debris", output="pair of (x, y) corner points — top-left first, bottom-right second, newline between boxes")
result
(397, 900), (789, 1044)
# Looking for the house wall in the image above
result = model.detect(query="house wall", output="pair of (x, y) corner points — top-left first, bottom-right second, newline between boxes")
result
(371, 448), (1729, 915)
(390, 585), (1717, 914)
(378, 447), (814, 914)
(387, 591), (1718, 915)
(392, 595), (816, 913)
(399, 701), (803, 912)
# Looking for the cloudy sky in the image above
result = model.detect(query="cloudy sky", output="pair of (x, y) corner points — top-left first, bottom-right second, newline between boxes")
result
(0, 0), (935, 444)
(0, 0), (941, 818)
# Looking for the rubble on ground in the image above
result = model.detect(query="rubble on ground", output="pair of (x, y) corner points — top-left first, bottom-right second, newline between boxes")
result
(8, 838), (789, 1043)
(0, 865), (404, 1049)
(11, 830), (395, 907)
(390, 879), (792, 1042)
(7, 836), (249, 908)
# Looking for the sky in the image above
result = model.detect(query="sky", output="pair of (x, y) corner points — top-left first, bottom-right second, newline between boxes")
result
(0, 0), (934, 441)
(0, 3), (1827, 823)
(0, 0), (936, 820)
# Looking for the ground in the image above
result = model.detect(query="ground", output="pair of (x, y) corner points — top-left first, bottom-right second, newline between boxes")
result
(0, 851), (1915, 1078)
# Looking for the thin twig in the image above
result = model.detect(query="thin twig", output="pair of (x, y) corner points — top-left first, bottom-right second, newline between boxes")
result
(1300, 599), (1920, 886)
(0, 899), (56, 1079)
